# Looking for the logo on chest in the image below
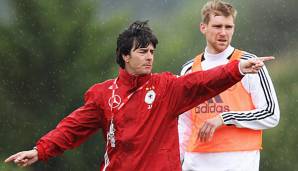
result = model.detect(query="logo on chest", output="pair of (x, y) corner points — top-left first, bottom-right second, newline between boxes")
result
(195, 95), (230, 114)
(145, 86), (156, 109)
(108, 82), (122, 109)
(108, 95), (122, 109)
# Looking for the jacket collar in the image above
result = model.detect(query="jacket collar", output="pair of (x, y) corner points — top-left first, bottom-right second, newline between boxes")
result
(118, 68), (151, 90)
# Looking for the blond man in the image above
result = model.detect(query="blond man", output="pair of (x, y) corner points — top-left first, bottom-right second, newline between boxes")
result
(178, 1), (280, 171)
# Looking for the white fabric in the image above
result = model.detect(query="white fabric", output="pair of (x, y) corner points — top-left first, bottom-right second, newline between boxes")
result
(182, 150), (260, 171)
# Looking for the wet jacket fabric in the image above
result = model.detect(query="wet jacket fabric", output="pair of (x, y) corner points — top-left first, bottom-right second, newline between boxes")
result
(36, 60), (242, 171)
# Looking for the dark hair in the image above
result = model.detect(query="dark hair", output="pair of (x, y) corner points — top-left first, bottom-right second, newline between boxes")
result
(116, 20), (158, 69)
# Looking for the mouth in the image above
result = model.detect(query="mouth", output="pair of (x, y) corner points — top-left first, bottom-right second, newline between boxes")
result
(217, 39), (227, 43)
(143, 64), (152, 67)
(143, 64), (152, 69)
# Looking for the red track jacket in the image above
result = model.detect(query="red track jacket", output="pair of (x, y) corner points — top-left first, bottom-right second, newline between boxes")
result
(36, 60), (243, 171)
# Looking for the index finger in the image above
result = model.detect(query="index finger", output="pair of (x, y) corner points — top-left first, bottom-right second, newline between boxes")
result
(4, 153), (21, 163)
(259, 56), (275, 62)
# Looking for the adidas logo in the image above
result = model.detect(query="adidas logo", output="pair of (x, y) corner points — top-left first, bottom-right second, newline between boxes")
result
(195, 95), (230, 114)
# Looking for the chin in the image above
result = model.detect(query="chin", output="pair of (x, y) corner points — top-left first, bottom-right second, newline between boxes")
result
(145, 69), (152, 74)
(137, 70), (151, 75)
(144, 71), (151, 75)
(215, 45), (228, 52)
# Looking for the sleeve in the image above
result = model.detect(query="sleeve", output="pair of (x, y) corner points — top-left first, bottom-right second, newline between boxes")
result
(220, 64), (280, 129)
(166, 60), (243, 117)
(178, 110), (192, 162)
(36, 87), (103, 161)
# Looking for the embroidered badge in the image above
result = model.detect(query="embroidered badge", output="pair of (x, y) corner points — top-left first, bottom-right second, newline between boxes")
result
(145, 86), (156, 109)
(145, 90), (156, 104)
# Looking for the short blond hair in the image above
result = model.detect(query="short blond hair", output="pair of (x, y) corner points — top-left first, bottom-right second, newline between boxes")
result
(201, 0), (237, 24)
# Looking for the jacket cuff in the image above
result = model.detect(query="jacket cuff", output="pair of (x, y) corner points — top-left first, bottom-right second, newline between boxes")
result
(36, 143), (47, 161)
(220, 112), (235, 126)
(238, 61), (245, 76)
(230, 60), (244, 80)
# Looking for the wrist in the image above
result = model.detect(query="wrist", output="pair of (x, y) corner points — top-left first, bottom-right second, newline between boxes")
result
(238, 61), (246, 75)
(32, 146), (39, 155)
(218, 114), (225, 125)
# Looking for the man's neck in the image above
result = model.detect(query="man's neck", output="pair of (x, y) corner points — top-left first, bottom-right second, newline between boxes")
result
(124, 67), (137, 76)
(123, 68), (150, 77)
(204, 45), (234, 60)
(206, 46), (224, 54)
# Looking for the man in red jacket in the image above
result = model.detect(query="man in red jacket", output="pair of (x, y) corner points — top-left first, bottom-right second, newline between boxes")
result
(5, 20), (272, 171)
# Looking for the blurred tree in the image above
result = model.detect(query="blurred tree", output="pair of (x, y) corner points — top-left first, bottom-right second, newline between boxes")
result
(0, 0), (126, 170)
(260, 50), (298, 171)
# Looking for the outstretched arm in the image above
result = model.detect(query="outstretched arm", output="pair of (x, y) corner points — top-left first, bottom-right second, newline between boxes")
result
(4, 86), (103, 166)
(168, 56), (274, 117)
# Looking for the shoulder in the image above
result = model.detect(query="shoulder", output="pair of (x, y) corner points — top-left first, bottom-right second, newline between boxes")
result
(152, 72), (178, 80)
(238, 50), (257, 60)
(87, 79), (114, 92)
(84, 79), (114, 101)
(150, 72), (179, 88)
(180, 58), (194, 75)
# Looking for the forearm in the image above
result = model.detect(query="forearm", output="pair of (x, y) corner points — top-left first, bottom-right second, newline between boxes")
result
(36, 102), (101, 161)
(220, 106), (279, 130)
(172, 60), (243, 115)
(36, 129), (67, 161)
(221, 67), (280, 130)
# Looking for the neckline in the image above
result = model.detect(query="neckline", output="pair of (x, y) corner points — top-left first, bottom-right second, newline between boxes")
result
(118, 68), (151, 90)
(204, 45), (235, 61)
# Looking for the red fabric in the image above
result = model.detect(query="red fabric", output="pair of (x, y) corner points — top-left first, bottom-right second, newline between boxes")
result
(36, 60), (242, 171)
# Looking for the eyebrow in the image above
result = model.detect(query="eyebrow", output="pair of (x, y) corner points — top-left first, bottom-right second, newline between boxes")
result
(138, 48), (154, 51)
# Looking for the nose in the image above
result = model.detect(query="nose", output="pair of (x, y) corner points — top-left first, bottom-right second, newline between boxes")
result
(219, 28), (227, 36)
(145, 51), (153, 61)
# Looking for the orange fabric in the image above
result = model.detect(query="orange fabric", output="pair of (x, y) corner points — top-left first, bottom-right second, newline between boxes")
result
(186, 49), (262, 152)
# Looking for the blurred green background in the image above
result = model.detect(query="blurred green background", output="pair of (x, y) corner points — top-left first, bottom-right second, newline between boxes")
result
(0, 0), (297, 170)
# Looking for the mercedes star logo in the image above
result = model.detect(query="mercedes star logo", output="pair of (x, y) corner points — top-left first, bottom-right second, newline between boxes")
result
(108, 95), (122, 108)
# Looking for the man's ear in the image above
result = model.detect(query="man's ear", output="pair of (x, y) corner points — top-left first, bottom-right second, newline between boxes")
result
(200, 22), (207, 34)
(123, 54), (130, 63)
